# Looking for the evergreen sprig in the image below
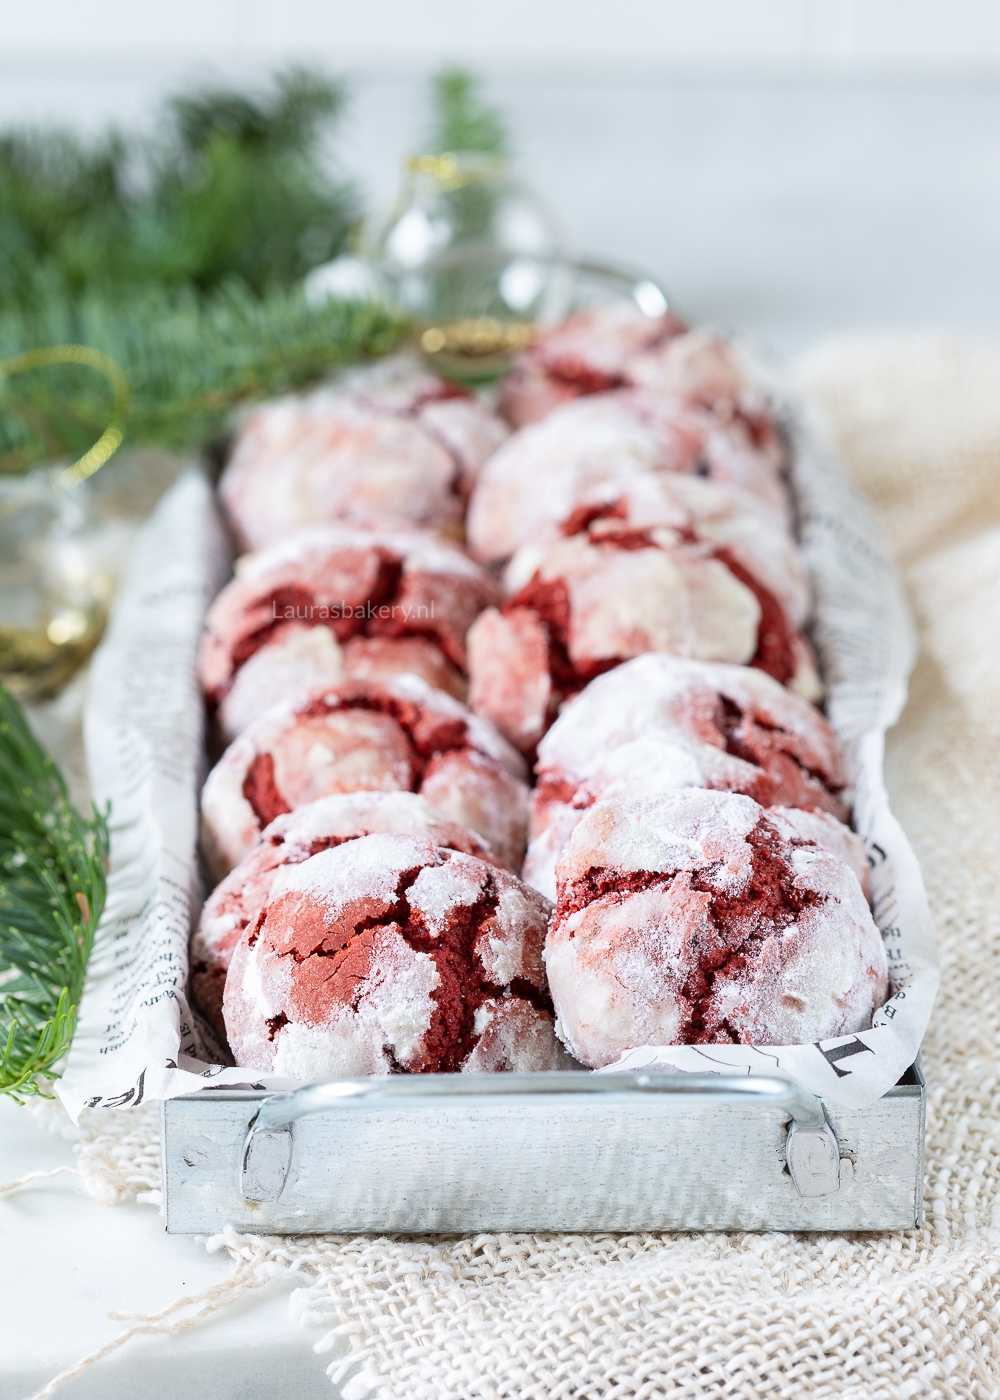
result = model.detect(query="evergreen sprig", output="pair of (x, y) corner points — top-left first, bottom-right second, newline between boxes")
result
(428, 68), (509, 157)
(0, 686), (108, 1101)
(0, 283), (408, 469)
(0, 67), (358, 310)
(0, 68), (422, 470)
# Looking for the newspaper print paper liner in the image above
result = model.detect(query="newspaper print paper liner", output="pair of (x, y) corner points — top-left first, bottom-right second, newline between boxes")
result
(56, 409), (939, 1120)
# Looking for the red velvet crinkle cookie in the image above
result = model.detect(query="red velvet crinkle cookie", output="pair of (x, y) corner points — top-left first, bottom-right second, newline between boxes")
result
(200, 674), (529, 880)
(199, 525), (498, 741)
(499, 316), (779, 451)
(223, 832), (568, 1077)
(545, 790), (887, 1067)
(524, 655), (850, 898)
(219, 355), (509, 551)
(515, 469), (808, 623)
(498, 301), (685, 427)
(623, 328), (780, 442)
(467, 387), (790, 570)
(191, 790), (500, 1039)
(466, 481), (819, 755)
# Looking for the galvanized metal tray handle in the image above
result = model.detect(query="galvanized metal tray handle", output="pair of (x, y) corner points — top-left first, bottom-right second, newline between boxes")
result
(241, 1071), (843, 1205)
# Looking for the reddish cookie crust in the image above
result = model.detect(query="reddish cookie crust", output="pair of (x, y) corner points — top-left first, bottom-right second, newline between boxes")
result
(220, 356), (509, 551)
(498, 302), (684, 426)
(467, 503), (819, 755)
(545, 791), (887, 1067)
(200, 673), (528, 879)
(190, 790), (500, 1040)
(523, 655), (849, 900)
(499, 319), (779, 459)
(223, 833), (566, 1077)
(536, 654), (844, 801)
(199, 525), (498, 737)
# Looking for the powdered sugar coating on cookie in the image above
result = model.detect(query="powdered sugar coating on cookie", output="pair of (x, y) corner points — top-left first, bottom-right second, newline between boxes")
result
(200, 673), (528, 880)
(523, 656), (849, 899)
(498, 319), (785, 488)
(199, 524), (497, 739)
(498, 302), (683, 427)
(467, 392), (705, 565)
(467, 498), (819, 755)
(220, 355), (509, 550)
(623, 328), (781, 446)
(468, 384), (790, 568)
(545, 790), (887, 1066)
(191, 790), (500, 1038)
(223, 833), (566, 1077)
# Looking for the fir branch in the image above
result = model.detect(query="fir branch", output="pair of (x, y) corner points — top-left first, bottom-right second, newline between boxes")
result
(428, 68), (509, 157)
(0, 686), (108, 1101)
(0, 284), (409, 468)
(0, 67), (359, 310)
(169, 66), (345, 158)
(0, 69), (411, 469)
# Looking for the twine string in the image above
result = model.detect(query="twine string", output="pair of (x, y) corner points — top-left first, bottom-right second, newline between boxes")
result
(23, 1258), (270, 1400)
(0, 1165), (78, 1195)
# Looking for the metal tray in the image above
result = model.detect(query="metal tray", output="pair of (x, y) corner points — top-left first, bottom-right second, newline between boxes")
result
(156, 371), (929, 1237)
(162, 1062), (924, 1234)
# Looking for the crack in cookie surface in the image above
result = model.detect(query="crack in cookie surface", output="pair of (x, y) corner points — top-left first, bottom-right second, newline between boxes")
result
(265, 855), (552, 1073)
(556, 816), (825, 1046)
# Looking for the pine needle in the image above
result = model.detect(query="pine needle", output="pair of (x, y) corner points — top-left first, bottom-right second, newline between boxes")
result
(428, 68), (509, 157)
(0, 686), (108, 1100)
(0, 284), (408, 469)
(0, 67), (358, 309)
(0, 66), (411, 470)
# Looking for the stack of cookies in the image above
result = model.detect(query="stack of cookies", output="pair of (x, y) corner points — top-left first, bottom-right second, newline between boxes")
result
(191, 309), (887, 1080)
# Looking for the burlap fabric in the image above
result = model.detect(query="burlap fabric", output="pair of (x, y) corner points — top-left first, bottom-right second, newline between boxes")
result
(50, 335), (1000, 1397)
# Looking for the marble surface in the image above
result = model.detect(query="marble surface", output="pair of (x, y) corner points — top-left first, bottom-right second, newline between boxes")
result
(0, 1099), (345, 1400)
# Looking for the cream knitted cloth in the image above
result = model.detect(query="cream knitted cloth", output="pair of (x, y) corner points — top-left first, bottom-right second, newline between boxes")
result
(54, 335), (1000, 1398)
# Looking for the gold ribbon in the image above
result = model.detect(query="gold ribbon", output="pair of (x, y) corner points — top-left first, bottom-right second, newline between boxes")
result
(406, 151), (508, 191)
(0, 345), (130, 486)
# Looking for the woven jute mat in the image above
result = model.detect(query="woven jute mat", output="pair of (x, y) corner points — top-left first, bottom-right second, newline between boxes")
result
(33, 334), (1000, 1399)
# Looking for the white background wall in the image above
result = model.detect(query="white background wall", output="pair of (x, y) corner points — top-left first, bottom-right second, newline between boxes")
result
(10, 1), (1000, 73)
(4, 1), (1000, 352)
